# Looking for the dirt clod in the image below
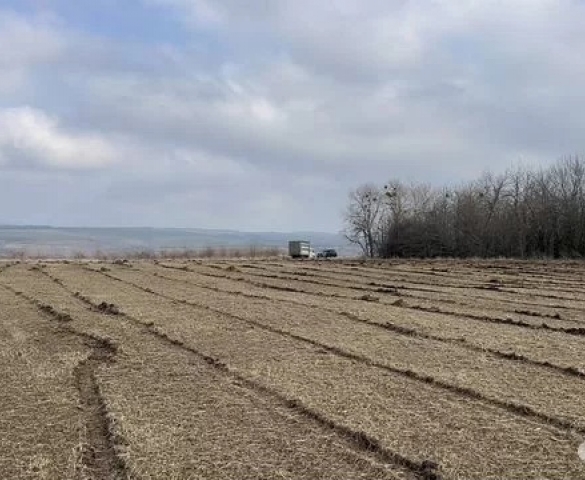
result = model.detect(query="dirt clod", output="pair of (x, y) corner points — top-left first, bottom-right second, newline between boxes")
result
(358, 294), (380, 302)
(420, 460), (442, 480)
(96, 302), (120, 315)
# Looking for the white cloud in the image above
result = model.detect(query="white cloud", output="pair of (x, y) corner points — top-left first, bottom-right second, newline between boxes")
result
(2, 2), (585, 230)
(71, 2), (585, 176)
(0, 10), (65, 69)
(0, 10), (65, 97)
(149, 0), (585, 85)
(0, 107), (117, 169)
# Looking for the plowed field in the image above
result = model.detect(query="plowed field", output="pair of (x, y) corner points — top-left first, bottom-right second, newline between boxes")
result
(2, 259), (585, 480)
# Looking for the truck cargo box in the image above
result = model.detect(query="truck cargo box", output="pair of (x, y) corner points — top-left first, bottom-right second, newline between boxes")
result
(289, 240), (311, 258)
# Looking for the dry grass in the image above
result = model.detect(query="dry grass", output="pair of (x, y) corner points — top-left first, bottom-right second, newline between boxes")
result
(95, 263), (585, 432)
(142, 262), (585, 372)
(293, 261), (585, 316)
(0, 286), (88, 480)
(2, 260), (585, 479)
(0, 266), (410, 480)
(229, 262), (585, 325)
(41, 264), (585, 478)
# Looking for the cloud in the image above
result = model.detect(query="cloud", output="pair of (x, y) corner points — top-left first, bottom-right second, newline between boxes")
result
(95, 1), (585, 178)
(0, 10), (65, 69)
(0, 107), (118, 169)
(0, 10), (65, 98)
(145, 1), (575, 81)
(1, 2), (585, 230)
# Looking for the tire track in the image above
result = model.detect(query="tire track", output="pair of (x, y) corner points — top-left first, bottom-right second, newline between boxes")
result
(74, 338), (126, 480)
(0, 282), (129, 480)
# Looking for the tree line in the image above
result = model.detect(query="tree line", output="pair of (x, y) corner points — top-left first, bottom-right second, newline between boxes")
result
(344, 156), (585, 258)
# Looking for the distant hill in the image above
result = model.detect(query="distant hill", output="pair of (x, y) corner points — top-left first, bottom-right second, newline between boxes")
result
(0, 226), (355, 258)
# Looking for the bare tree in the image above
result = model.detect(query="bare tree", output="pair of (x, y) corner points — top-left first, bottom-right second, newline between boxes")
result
(505, 166), (531, 257)
(344, 184), (382, 257)
(345, 155), (585, 259)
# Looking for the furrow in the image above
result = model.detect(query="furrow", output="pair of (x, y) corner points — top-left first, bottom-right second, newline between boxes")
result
(146, 265), (585, 380)
(177, 264), (585, 332)
(147, 264), (585, 370)
(0, 282), (130, 480)
(6, 267), (426, 480)
(71, 266), (585, 434)
(231, 262), (585, 319)
(40, 263), (585, 478)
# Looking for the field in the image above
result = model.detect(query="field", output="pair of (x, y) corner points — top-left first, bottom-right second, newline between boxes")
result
(1, 259), (585, 480)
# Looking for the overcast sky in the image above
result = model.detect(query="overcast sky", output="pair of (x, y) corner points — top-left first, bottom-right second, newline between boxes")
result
(0, 1), (584, 232)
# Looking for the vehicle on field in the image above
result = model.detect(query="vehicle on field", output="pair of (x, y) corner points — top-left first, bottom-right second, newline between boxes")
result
(317, 248), (338, 258)
(289, 240), (313, 259)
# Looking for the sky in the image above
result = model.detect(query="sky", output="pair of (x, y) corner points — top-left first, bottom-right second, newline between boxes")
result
(1, 0), (584, 232)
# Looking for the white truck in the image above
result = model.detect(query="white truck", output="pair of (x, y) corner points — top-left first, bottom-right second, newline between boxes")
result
(288, 240), (315, 259)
